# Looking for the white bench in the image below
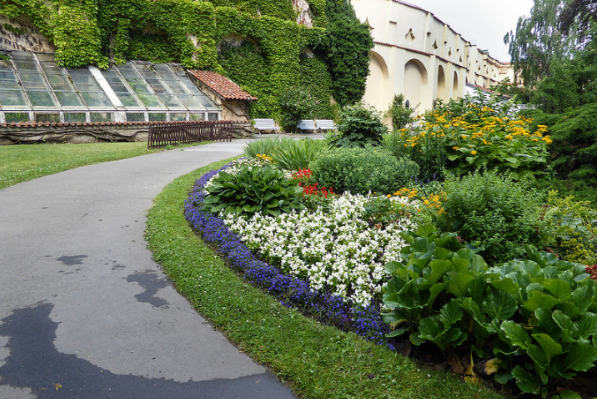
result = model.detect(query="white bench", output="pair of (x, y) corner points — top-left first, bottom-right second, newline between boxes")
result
(315, 119), (337, 131)
(296, 120), (317, 132)
(253, 118), (280, 134)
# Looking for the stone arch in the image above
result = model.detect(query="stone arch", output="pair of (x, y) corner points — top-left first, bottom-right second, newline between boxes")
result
(404, 58), (428, 111)
(452, 71), (459, 97)
(437, 65), (449, 102)
(362, 51), (390, 112)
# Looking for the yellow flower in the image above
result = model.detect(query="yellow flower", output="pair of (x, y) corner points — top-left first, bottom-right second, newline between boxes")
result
(453, 146), (459, 150)
(461, 135), (468, 139)
(387, 194), (392, 198)
(471, 150), (477, 155)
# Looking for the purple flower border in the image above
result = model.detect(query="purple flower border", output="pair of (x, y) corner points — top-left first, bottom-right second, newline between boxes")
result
(184, 163), (394, 349)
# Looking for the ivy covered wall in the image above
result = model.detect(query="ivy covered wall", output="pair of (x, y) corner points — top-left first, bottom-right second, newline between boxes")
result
(0, 0), (372, 119)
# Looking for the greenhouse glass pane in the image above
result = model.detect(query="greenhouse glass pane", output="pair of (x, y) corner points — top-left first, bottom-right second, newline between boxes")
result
(0, 90), (28, 106)
(27, 90), (56, 107)
(64, 113), (86, 122)
(126, 112), (145, 122)
(101, 69), (141, 107)
(55, 91), (83, 107)
(90, 112), (112, 122)
(156, 93), (182, 107)
(153, 65), (187, 95)
(68, 69), (113, 108)
(170, 113), (186, 121)
(117, 63), (162, 107)
(148, 113), (166, 121)
(35, 113), (59, 122)
(177, 94), (203, 109)
(5, 112), (30, 122)
(189, 113), (205, 121)
(208, 113), (218, 121)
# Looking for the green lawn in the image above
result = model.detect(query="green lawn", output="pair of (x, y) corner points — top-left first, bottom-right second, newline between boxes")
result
(145, 158), (511, 399)
(0, 142), (198, 190)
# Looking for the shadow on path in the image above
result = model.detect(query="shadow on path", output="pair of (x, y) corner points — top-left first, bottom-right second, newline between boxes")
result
(0, 303), (296, 399)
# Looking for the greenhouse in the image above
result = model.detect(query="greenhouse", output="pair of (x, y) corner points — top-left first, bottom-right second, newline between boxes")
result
(0, 51), (221, 124)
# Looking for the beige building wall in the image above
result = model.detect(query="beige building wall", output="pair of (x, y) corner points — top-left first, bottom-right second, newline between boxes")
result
(352, 0), (513, 116)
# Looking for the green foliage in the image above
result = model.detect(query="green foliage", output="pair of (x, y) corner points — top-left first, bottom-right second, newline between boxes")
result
(438, 170), (543, 264)
(363, 195), (415, 228)
(549, 102), (597, 188)
(311, 147), (419, 195)
(244, 137), (327, 171)
(382, 128), (446, 183)
(540, 191), (597, 264)
(383, 228), (597, 397)
(324, 5), (373, 107)
(329, 103), (388, 148)
(203, 165), (304, 217)
(278, 88), (324, 132)
(386, 94), (415, 131)
(423, 92), (551, 180)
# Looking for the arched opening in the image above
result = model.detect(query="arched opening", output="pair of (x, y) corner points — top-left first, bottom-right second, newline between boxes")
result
(437, 65), (449, 102)
(452, 71), (459, 97)
(363, 51), (390, 112)
(404, 59), (428, 112)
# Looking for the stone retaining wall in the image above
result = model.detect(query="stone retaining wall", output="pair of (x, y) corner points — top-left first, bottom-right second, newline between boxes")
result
(0, 121), (253, 145)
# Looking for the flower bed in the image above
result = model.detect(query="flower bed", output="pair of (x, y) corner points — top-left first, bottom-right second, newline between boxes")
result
(184, 162), (405, 346)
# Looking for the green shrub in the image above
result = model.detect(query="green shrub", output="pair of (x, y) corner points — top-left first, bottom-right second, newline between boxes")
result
(382, 127), (446, 182)
(385, 93), (415, 130)
(203, 165), (304, 217)
(310, 147), (419, 195)
(437, 170), (543, 263)
(270, 139), (328, 171)
(540, 191), (597, 265)
(328, 103), (388, 148)
(278, 88), (323, 132)
(244, 137), (327, 171)
(243, 137), (284, 158)
(383, 226), (597, 398)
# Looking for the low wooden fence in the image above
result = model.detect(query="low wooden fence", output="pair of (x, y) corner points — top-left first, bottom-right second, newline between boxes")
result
(148, 120), (234, 148)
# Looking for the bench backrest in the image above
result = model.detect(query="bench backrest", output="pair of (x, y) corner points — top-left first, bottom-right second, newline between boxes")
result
(253, 118), (279, 130)
(315, 119), (337, 130)
(297, 120), (316, 130)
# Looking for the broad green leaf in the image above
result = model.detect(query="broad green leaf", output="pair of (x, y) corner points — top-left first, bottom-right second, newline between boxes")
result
(426, 282), (447, 310)
(535, 308), (560, 339)
(434, 247), (452, 260)
(558, 390), (582, 399)
(439, 299), (463, 328)
(552, 311), (573, 342)
(484, 290), (518, 321)
(565, 341), (597, 372)
(571, 285), (592, 312)
(467, 275), (488, 303)
(427, 260), (454, 285)
(419, 316), (442, 340)
(523, 291), (560, 312)
(494, 371), (513, 384)
(444, 327), (465, 345)
(574, 313), (597, 340)
(386, 327), (409, 338)
(384, 261), (404, 275)
(542, 279), (573, 302)
(452, 257), (469, 272)
(532, 333), (563, 364)
(461, 297), (485, 325)
(416, 225), (437, 237)
(501, 320), (531, 350)
(511, 366), (540, 394)
(446, 272), (474, 298)
(489, 278), (520, 295)
(527, 344), (548, 384)
(410, 331), (425, 346)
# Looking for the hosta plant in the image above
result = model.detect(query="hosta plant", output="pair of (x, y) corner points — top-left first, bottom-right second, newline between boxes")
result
(203, 165), (304, 217)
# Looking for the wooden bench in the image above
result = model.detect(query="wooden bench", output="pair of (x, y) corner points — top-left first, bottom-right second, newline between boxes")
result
(296, 120), (317, 132)
(253, 118), (280, 134)
(315, 119), (337, 132)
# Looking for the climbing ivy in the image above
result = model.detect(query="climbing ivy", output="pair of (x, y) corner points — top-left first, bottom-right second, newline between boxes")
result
(0, 0), (371, 120)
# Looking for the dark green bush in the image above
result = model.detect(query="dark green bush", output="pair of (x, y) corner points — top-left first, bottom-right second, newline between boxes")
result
(328, 103), (388, 148)
(310, 147), (419, 195)
(203, 165), (304, 217)
(437, 170), (543, 263)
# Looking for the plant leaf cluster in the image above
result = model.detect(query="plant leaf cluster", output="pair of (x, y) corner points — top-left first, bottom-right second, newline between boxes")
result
(203, 165), (304, 216)
(382, 225), (597, 398)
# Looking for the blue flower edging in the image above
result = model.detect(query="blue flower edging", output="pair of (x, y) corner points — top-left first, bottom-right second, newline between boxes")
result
(184, 164), (394, 349)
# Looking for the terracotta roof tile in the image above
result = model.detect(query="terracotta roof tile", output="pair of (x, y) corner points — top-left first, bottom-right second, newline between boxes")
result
(188, 70), (258, 102)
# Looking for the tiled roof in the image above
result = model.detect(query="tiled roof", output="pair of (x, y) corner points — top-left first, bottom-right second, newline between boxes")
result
(188, 70), (258, 102)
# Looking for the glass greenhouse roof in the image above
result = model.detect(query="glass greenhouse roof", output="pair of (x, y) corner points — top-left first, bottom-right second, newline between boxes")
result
(0, 51), (220, 123)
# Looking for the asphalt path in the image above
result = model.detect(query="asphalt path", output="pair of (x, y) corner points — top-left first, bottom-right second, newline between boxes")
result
(0, 139), (299, 399)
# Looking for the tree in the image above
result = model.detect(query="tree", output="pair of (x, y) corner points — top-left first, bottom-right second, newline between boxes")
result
(559, 0), (597, 41)
(505, 0), (578, 89)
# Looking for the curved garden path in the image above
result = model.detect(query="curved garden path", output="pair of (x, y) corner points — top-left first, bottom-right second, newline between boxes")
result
(0, 140), (297, 399)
